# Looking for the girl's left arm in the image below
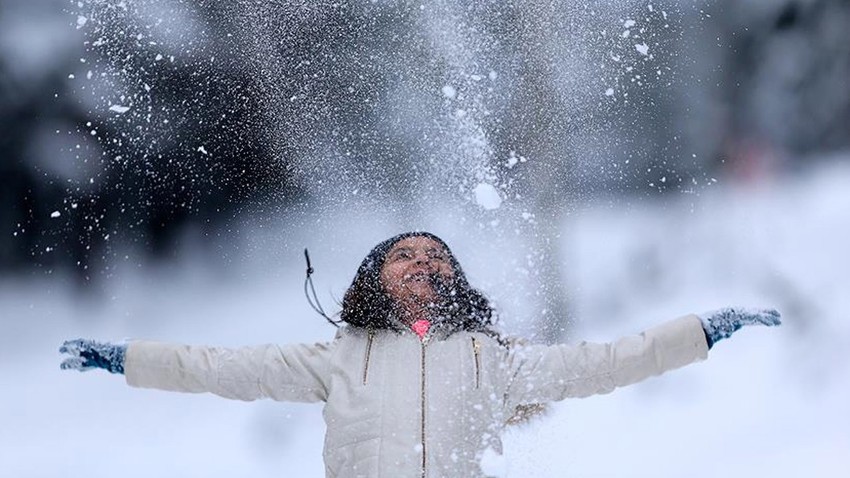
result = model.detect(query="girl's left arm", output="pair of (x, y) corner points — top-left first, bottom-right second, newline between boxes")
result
(504, 310), (778, 406)
(506, 315), (707, 404)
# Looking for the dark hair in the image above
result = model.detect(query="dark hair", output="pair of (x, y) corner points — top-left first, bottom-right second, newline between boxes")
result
(340, 232), (496, 334)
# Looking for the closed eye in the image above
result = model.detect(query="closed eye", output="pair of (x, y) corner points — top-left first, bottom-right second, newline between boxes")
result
(391, 249), (413, 260)
(425, 248), (448, 261)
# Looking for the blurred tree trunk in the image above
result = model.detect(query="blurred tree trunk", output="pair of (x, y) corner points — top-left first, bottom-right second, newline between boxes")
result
(505, 0), (575, 342)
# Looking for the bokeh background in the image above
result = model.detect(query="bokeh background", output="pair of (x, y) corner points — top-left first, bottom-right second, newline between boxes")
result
(1, 0), (848, 476)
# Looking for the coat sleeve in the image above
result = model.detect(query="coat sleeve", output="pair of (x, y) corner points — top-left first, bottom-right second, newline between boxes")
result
(503, 315), (709, 406)
(124, 340), (334, 403)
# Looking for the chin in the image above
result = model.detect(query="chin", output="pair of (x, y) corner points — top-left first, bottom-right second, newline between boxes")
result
(411, 292), (436, 302)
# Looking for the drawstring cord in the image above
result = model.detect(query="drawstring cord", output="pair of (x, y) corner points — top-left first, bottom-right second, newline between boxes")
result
(304, 248), (341, 328)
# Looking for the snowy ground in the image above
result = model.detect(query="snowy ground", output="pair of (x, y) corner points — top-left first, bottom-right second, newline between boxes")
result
(2, 160), (849, 477)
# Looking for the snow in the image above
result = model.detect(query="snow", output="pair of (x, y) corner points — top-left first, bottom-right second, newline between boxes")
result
(480, 446), (507, 476)
(2, 162), (849, 475)
(442, 85), (457, 99)
(473, 183), (502, 210)
(635, 43), (650, 56)
(108, 104), (131, 114)
(50, 211), (61, 218)
(505, 151), (524, 169)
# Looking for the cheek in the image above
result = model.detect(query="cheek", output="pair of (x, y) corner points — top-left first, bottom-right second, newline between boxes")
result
(380, 265), (401, 291)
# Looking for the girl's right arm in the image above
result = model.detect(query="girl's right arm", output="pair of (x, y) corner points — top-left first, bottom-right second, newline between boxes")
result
(61, 339), (334, 403)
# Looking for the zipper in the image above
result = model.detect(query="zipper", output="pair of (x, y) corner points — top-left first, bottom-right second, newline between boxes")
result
(471, 336), (481, 390)
(362, 330), (375, 385)
(420, 334), (429, 478)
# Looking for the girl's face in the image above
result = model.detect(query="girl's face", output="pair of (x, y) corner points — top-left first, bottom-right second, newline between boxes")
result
(380, 236), (455, 308)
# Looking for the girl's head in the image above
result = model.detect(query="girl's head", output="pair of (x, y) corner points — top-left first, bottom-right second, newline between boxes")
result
(341, 232), (494, 332)
(379, 235), (455, 309)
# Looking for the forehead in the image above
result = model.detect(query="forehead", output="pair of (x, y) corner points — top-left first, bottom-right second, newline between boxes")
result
(387, 236), (447, 253)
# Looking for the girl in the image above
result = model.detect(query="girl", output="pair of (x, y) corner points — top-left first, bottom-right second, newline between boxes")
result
(60, 231), (780, 477)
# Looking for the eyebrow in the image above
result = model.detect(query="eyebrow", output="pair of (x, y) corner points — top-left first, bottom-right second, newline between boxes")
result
(389, 246), (445, 255)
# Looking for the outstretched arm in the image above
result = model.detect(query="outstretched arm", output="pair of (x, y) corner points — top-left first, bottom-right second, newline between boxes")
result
(60, 339), (335, 403)
(505, 309), (780, 406)
(505, 315), (708, 405)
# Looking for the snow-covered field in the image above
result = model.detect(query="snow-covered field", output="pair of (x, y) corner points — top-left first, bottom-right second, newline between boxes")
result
(2, 160), (849, 477)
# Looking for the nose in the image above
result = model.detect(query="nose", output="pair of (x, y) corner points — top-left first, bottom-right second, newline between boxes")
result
(414, 253), (434, 268)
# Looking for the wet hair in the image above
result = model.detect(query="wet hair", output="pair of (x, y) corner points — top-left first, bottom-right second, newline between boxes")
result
(340, 231), (496, 334)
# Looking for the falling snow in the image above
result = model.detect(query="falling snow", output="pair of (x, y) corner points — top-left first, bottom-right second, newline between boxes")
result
(473, 183), (502, 210)
(108, 104), (130, 113)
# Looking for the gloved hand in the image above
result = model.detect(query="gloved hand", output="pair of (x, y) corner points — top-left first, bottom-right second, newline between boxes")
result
(699, 307), (781, 349)
(59, 339), (127, 374)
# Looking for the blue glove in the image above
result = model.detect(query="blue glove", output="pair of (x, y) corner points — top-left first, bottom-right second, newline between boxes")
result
(60, 339), (127, 374)
(699, 307), (781, 349)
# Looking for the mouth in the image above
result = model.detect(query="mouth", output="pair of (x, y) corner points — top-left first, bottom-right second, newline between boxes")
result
(404, 272), (432, 283)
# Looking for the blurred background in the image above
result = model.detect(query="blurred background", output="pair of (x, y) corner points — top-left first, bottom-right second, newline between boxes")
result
(1, 0), (848, 476)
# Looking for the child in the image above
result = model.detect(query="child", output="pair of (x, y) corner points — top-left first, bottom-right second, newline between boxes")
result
(60, 231), (780, 477)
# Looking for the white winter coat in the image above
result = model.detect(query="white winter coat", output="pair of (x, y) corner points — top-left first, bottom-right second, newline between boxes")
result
(125, 315), (708, 477)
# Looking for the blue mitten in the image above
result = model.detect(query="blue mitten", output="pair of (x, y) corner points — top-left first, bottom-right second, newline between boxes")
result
(699, 307), (781, 348)
(60, 339), (127, 374)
